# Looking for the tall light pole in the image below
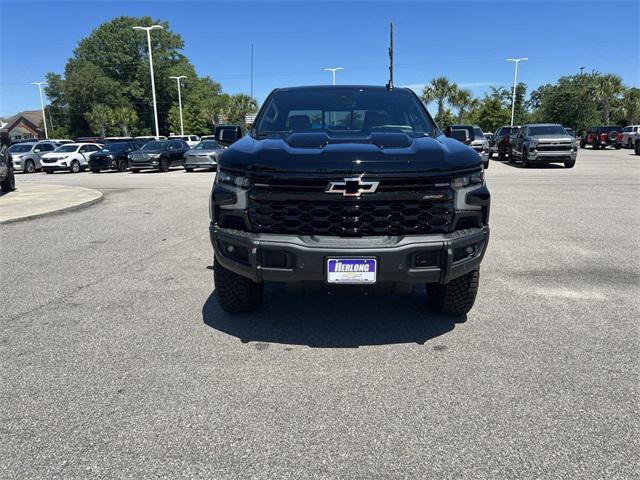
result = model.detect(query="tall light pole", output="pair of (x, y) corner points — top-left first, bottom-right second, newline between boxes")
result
(323, 67), (344, 85)
(507, 57), (528, 127)
(31, 82), (48, 139)
(134, 25), (163, 139)
(169, 75), (187, 136)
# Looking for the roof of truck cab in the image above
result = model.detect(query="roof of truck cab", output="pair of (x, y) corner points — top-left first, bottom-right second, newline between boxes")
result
(271, 85), (411, 93)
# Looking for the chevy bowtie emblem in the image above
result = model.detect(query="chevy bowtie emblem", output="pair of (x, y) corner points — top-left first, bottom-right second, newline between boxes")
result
(326, 177), (379, 197)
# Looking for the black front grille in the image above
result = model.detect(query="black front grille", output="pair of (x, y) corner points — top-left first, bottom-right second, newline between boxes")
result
(248, 193), (454, 237)
(537, 144), (572, 151)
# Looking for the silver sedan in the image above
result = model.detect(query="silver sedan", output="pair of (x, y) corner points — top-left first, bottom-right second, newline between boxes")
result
(183, 140), (224, 172)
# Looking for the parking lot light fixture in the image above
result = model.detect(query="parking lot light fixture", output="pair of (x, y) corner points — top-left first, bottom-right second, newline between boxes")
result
(323, 67), (344, 85)
(507, 57), (528, 127)
(169, 75), (187, 136)
(133, 25), (164, 139)
(31, 82), (49, 139)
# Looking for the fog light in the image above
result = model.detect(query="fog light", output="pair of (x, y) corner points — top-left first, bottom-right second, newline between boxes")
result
(465, 246), (475, 256)
(225, 244), (236, 254)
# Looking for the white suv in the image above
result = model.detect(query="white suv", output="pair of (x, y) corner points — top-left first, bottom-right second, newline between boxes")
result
(169, 135), (200, 148)
(621, 126), (640, 149)
(40, 143), (102, 173)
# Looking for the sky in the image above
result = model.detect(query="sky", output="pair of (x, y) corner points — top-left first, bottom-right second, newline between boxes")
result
(1, 0), (638, 118)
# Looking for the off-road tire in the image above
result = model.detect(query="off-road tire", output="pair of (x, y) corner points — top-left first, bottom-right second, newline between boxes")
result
(521, 150), (529, 168)
(484, 160), (489, 170)
(580, 139), (586, 148)
(628, 139), (634, 149)
(635, 140), (640, 155)
(427, 269), (479, 316)
(614, 144), (621, 150)
(592, 139), (599, 150)
(70, 160), (80, 173)
(0, 166), (15, 192)
(24, 160), (35, 173)
(214, 259), (263, 313)
(159, 158), (169, 172)
(564, 160), (575, 168)
(488, 150), (493, 159)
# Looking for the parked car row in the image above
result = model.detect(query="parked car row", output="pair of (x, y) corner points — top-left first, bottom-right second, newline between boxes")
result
(9, 135), (230, 175)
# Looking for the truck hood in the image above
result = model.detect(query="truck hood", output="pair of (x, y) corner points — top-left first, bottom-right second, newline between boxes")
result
(220, 133), (482, 175)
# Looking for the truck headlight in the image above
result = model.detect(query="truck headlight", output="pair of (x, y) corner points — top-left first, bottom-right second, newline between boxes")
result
(451, 171), (484, 189)
(452, 171), (484, 211)
(148, 153), (160, 159)
(529, 139), (538, 150)
(216, 170), (250, 188)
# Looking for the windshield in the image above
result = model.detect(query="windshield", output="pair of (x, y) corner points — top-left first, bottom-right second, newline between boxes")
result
(102, 142), (131, 152)
(497, 127), (518, 136)
(529, 125), (569, 136)
(142, 141), (167, 151)
(55, 145), (79, 153)
(473, 127), (484, 140)
(9, 144), (34, 153)
(254, 87), (436, 137)
(194, 141), (220, 150)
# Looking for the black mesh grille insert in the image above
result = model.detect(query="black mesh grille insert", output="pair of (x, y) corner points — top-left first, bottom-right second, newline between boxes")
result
(248, 195), (454, 237)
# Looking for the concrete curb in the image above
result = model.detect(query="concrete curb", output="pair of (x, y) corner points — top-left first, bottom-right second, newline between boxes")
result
(0, 186), (104, 225)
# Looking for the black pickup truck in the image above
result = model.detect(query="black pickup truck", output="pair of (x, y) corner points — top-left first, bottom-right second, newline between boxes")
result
(209, 86), (490, 315)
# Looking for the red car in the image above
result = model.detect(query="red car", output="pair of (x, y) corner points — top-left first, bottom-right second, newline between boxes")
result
(581, 126), (623, 149)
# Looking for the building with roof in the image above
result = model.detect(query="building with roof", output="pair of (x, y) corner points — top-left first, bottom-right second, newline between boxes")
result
(0, 110), (44, 144)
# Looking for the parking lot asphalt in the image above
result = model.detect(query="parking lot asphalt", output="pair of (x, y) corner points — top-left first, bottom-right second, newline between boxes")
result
(1, 149), (638, 479)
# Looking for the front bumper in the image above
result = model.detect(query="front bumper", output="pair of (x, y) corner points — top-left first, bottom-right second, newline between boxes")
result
(526, 150), (577, 162)
(185, 156), (216, 168)
(41, 163), (70, 171)
(12, 159), (24, 171)
(89, 156), (116, 169)
(211, 225), (489, 285)
(129, 160), (160, 169)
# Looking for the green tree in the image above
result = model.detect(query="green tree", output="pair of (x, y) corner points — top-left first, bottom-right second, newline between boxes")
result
(85, 104), (113, 137)
(422, 77), (458, 123)
(450, 88), (478, 123)
(619, 87), (640, 124)
(111, 107), (139, 136)
(45, 16), (224, 137)
(595, 74), (624, 124)
(466, 87), (512, 133)
(226, 94), (259, 126)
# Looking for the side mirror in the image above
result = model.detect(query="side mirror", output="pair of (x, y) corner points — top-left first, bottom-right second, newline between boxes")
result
(218, 129), (240, 146)
(34, 148), (41, 153)
(449, 129), (470, 144)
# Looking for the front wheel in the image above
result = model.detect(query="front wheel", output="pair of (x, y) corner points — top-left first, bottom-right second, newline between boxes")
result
(564, 160), (575, 168)
(592, 140), (599, 150)
(484, 160), (489, 170)
(90, 168), (101, 173)
(521, 150), (529, 168)
(580, 139), (586, 148)
(184, 167), (194, 172)
(159, 158), (169, 172)
(24, 160), (36, 174)
(635, 140), (640, 155)
(614, 144), (621, 150)
(628, 139), (634, 149)
(70, 160), (80, 173)
(116, 159), (128, 172)
(427, 269), (480, 316)
(214, 259), (263, 313)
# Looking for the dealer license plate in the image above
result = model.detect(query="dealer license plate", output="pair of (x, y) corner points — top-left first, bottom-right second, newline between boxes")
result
(326, 258), (377, 284)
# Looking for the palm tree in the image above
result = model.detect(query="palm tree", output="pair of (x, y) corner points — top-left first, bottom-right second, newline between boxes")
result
(450, 88), (478, 123)
(111, 107), (138, 136)
(229, 94), (259, 126)
(422, 77), (458, 121)
(85, 104), (113, 137)
(595, 74), (624, 124)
